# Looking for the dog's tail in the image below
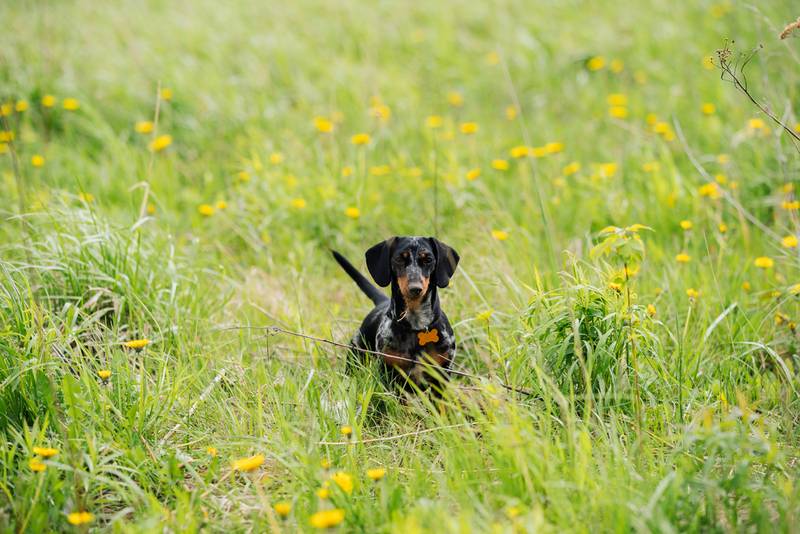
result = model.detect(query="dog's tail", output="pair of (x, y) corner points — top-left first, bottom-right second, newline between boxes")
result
(331, 250), (388, 305)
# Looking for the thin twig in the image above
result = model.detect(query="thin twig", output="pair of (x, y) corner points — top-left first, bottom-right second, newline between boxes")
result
(215, 325), (540, 398)
(318, 422), (474, 446)
(716, 44), (800, 151)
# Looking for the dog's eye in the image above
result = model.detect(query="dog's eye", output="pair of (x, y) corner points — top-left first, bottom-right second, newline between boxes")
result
(420, 255), (433, 264)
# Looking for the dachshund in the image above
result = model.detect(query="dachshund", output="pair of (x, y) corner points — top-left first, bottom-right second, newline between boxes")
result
(332, 236), (460, 394)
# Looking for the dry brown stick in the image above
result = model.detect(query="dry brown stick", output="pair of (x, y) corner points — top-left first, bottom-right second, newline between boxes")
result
(716, 45), (800, 149)
(217, 324), (539, 398)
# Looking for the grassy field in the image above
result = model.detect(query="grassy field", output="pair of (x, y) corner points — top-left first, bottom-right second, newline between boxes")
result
(2, 0), (800, 531)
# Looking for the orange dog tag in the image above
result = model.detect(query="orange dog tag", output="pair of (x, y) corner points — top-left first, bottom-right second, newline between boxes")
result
(417, 329), (439, 346)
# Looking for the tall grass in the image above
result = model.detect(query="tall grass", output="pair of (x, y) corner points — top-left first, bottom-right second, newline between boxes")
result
(1, 0), (799, 531)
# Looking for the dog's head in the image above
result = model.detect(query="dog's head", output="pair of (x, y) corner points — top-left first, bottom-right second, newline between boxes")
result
(365, 236), (459, 302)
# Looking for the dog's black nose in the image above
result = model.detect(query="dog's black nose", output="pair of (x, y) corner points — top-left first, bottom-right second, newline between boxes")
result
(408, 286), (423, 297)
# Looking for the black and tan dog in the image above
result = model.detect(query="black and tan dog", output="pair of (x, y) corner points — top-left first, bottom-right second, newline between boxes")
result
(332, 237), (460, 394)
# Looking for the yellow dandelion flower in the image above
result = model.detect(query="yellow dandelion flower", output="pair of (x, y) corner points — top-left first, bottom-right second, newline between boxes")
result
(98, 370), (111, 380)
(149, 134), (173, 152)
(509, 145), (529, 158)
(237, 171), (251, 182)
(15, 100), (29, 112)
(425, 115), (444, 129)
(505, 105), (517, 121)
(742, 281), (752, 292)
(370, 103), (391, 122)
(33, 447), (59, 458)
(270, 152), (284, 165)
(313, 116), (334, 133)
(747, 118), (766, 130)
(78, 192), (95, 203)
(599, 162), (617, 177)
(645, 113), (659, 125)
(207, 447), (218, 457)
(310, 509), (345, 529)
(460, 122), (478, 135)
(698, 182), (722, 199)
(714, 174), (728, 185)
(351, 133), (371, 145)
(124, 339), (150, 349)
(316, 487), (330, 499)
(563, 162), (581, 176)
(198, 204), (215, 216)
(370, 165), (390, 176)
(718, 223), (728, 233)
(608, 106), (628, 119)
(41, 95), (57, 108)
(29, 458), (46, 472)
(320, 458), (331, 469)
(607, 94), (628, 106)
(491, 229), (509, 241)
(344, 207), (360, 219)
(686, 288), (700, 299)
(789, 283), (800, 295)
(717, 154), (731, 164)
(680, 220), (693, 230)
(782, 183), (794, 193)
(545, 142), (564, 154)
(290, 198), (307, 209)
(754, 256), (774, 269)
(466, 168), (481, 181)
(331, 471), (354, 494)
(340, 425), (352, 436)
(646, 304), (656, 317)
(135, 121), (154, 134)
(341, 166), (353, 177)
(274, 501), (291, 518)
(491, 159), (509, 171)
(486, 51), (500, 65)
(782, 200), (800, 211)
(702, 56), (715, 70)
(0, 131), (13, 142)
(781, 235), (798, 248)
(701, 103), (716, 115)
(475, 309), (494, 322)
(610, 59), (625, 73)
(62, 98), (80, 111)
(675, 253), (691, 263)
(608, 282), (622, 292)
(231, 454), (265, 472)
(447, 92), (464, 107)
(642, 161), (659, 172)
(2, 102), (14, 116)
(530, 146), (548, 158)
(367, 467), (386, 481)
(653, 121), (672, 135)
(31, 155), (45, 168)
(160, 88), (173, 101)
(67, 512), (94, 526)
(587, 56), (606, 71)
(216, 200), (228, 210)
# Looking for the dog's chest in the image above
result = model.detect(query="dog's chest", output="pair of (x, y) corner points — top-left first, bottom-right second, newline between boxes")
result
(404, 306), (433, 331)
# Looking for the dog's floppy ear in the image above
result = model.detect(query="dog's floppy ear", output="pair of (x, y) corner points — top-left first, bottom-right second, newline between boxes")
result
(365, 237), (396, 287)
(429, 237), (460, 288)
